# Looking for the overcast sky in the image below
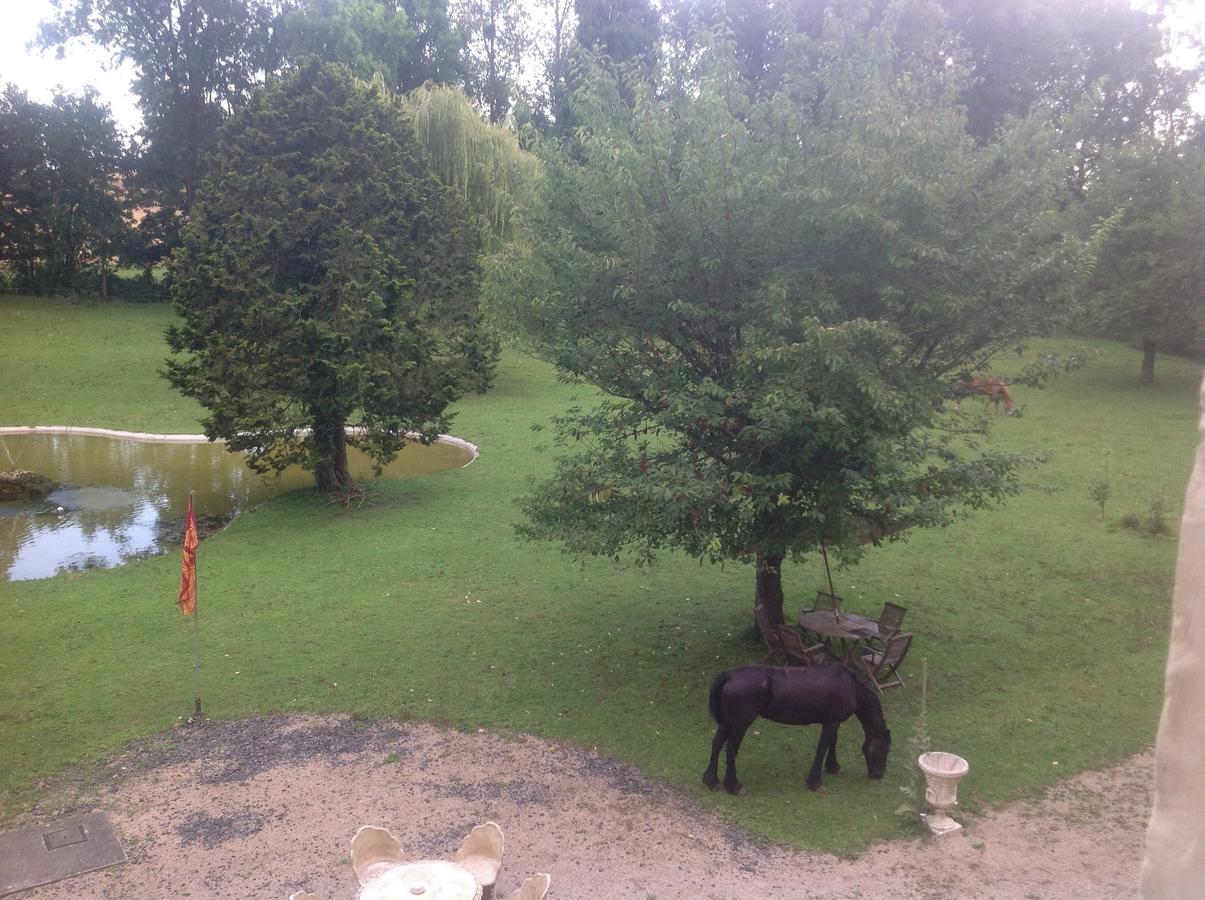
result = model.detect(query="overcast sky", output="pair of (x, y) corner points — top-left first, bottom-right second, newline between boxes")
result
(3, 0), (1203, 136)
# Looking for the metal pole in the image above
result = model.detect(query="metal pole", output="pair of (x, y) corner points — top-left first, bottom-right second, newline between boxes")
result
(819, 542), (838, 597)
(192, 597), (203, 718)
(190, 491), (202, 720)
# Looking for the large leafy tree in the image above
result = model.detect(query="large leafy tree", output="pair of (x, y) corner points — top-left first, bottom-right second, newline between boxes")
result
(0, 86), (126, 292)
(666, 1), (1194, 153)
(457, 0), (527, 123)
(493, 11), (1097, 623)
(940, 0), (1173, 145)
(167, 62), (493, 492)
(281, 0), (466, 92)
(574, 0), (659, 71)
(1080, 137), (1205, 382)
(38, 0), (288, 260)
(523, 0), (576, 132)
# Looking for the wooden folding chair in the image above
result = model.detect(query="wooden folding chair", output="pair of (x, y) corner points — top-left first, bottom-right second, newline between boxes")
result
(811, 591), (843, 613)
(755, 604), (787, 663)
(874, 602), (907, 638)
(858, 632), (912, 691)
(774, 625), (830, 666)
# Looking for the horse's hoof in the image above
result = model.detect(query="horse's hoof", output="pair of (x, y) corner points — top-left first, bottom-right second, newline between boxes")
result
(703, 775), (720, 790)
(807, 782), (826, 793)
(826, 765), (843, 776)
(725, 784), (747, 796)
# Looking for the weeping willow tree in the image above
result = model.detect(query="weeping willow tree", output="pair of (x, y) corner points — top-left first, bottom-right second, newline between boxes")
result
(403, 83), (540, 247)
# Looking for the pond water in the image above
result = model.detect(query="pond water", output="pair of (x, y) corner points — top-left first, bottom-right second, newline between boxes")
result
(0, 430), (474, 582)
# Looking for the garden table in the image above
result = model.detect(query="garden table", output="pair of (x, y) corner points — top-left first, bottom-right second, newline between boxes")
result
(357, 860), (482, 900)
(799, 610), (881, 662)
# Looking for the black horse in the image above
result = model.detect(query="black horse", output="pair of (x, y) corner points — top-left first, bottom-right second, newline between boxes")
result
(703, 663), (891, 795)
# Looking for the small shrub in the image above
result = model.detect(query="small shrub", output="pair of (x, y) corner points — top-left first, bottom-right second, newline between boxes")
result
(1088, 453), (1112, 520)
(1088, 476), (1112, 520)
(1119, 499), (1173, 537)
(1120, 511), (1143, 531)
(1144, 498), (1171, 536)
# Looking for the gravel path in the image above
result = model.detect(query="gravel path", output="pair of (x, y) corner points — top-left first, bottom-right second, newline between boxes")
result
(13, 715), (1151, 899)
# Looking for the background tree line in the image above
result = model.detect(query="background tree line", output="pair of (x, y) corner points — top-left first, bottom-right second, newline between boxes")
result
(2, 0), (1201, 377)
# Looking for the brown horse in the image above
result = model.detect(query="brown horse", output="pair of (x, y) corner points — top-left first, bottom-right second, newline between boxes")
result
(703, 663), (891, 795)
(956, 376), (1014, 415)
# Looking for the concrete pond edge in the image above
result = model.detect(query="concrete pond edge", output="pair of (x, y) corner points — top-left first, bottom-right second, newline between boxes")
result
(0, 425), (479, 467)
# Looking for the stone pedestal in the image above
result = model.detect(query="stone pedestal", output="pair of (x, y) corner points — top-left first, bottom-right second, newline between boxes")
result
(918, 751), (969, 836)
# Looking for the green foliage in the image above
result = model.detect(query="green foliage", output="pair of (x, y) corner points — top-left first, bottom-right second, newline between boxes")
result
(521, 0), (576, 133)
(940, 0), (1176, 145)
(1120, 510), (1143, 532)
(0, 86), (126, 292)
(281, 0), (466, 92)
(38, 0), (287, 258)
(1143, 498), (1171, 538)
(663, 1), (1200, 187)
(1088, 465), (1112, 521)
(166, 62), (495, 491)
(574, 0), (659, 71)
(1119, 498), (1173, 538)
(494, 11), (1096, 614)
(404, 83), (540, 245)
(1078, 137), (1205, 378)
(458, 0), (528, 123)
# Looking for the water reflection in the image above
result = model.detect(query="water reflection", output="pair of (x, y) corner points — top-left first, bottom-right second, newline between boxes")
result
(0, 431), (474, 582)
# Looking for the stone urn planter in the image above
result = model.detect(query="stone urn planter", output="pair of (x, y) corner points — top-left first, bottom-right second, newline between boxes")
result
(918, 751), (969, 836)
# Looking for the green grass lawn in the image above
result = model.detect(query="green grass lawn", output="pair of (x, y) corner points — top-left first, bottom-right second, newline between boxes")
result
(1, 295), (1201, 855)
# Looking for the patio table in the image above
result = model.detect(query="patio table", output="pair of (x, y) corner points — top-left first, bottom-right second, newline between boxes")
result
(358, 860), (482, 900)
(799, 610), (882, 662)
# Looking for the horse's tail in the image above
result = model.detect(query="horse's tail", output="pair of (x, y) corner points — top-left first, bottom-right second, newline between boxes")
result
(1000, 384), (1015, 413)
(708, 671), (732, 724)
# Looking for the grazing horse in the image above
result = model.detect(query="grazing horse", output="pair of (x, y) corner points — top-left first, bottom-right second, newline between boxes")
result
(955, 376), (1014, 415)
(702, 663), (891, 795)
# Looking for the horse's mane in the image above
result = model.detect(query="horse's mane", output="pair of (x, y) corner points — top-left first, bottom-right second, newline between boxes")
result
(852, 676), (888, 734)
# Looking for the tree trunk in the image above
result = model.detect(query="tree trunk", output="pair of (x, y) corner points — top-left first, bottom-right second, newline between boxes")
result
(755, 551), (786, 626)
(1141, 338), (1157, 385)
(312, 416), (353, 492)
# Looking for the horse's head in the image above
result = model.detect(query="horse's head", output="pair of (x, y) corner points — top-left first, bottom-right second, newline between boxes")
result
(862, 728), (891, 779)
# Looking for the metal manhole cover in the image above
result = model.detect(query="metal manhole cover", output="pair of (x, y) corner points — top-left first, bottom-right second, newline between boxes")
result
(0, 812), (126, 896)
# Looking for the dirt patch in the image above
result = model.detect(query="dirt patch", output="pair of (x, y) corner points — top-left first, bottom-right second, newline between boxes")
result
(14, 715), (1150, 899)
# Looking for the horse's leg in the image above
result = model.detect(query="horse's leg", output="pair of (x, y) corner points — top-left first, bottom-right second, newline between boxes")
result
(824, 723), (842, 775)
(702, 724), (730, 790)
(807, 722), (840, 792)
(722, 720), (754, 796)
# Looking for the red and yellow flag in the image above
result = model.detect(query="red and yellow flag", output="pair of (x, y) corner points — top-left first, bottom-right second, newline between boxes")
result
(178, 494), (198, 616)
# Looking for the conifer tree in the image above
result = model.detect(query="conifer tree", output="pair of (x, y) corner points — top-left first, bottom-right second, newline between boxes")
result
(167, 62), (494, 492)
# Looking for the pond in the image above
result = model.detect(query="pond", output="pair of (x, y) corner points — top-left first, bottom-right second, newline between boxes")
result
(0, 429), (475, 582)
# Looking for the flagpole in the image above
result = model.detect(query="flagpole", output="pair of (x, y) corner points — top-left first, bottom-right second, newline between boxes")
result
(183, 489), (202, 721)
(192, 578), (203, 719)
